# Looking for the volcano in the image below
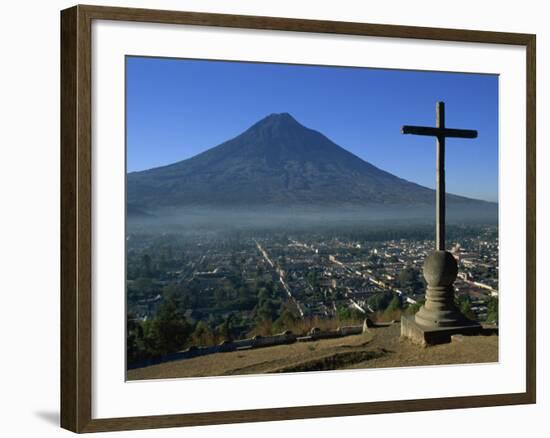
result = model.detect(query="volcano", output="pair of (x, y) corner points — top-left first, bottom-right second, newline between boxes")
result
(127, 113), (494, 214)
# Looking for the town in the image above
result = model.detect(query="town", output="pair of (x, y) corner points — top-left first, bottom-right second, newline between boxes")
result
(126, 224), (498, 364)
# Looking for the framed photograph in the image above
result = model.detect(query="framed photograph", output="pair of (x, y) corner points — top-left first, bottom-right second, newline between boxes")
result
(60, 4), (536, 433)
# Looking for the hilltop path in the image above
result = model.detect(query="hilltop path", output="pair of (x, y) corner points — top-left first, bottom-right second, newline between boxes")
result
(127, 323), (498, 381)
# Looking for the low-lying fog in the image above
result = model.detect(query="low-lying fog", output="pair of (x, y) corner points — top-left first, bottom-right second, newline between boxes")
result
(127, 203), (498, 234)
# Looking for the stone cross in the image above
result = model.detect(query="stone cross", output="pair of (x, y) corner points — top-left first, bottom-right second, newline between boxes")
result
(402, 101), (477, 250)
(399, 102), (482, 344)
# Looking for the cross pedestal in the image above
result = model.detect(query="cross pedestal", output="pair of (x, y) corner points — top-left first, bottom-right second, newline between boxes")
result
(401, 251), (482, 346)
(399, 102), (482, 346)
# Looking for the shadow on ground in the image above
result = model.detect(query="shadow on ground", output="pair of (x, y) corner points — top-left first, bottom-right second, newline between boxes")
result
(34, 411), (59, 427)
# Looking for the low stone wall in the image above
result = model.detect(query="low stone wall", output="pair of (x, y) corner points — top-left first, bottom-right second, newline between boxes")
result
(216, 331), (297, 352)
(338, 325), (364, 336)
(128, 323), (367, 370)
(297, 324), (365, 342)
(252, 331), (297, 348)
(127, 345), (219, 369)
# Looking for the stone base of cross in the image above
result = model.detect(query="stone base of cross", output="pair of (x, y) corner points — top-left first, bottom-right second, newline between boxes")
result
(401, 251), (482, 346)
(399, 102), (482, 346)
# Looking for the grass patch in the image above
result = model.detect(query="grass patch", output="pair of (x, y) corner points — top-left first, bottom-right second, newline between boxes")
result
(275, 348), (388, 373)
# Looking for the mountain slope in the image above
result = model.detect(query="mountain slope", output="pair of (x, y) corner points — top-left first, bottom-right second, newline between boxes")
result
(127, 113), (492, 210)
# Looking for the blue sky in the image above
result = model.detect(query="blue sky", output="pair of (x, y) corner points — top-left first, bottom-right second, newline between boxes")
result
(126, 57), (498, 202)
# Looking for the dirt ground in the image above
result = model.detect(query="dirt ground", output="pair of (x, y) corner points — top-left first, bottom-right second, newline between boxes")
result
(127, 323), (498, 381)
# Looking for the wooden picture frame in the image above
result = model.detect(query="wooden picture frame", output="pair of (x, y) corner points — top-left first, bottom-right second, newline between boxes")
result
(60, 4), (536, 433)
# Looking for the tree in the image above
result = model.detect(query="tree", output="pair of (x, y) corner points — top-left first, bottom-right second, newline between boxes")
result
(141, 253), (152, 277)
(337, 306), (364, 322)
(456, 295), (476, 321)
(147, 297), (192, 355)
(257, 299), (278, 322)
(258, 287), (270, 302)
(368, 291), (394, 311)
(273, 309), (298, 333)
(399, 267), (423, 294)
(385, 295), (402, 313)
(192, 321), (215, 346)
(486, 296), (499, 324)
(127, 313), (147, 364)
(216, 316), (233, 341)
